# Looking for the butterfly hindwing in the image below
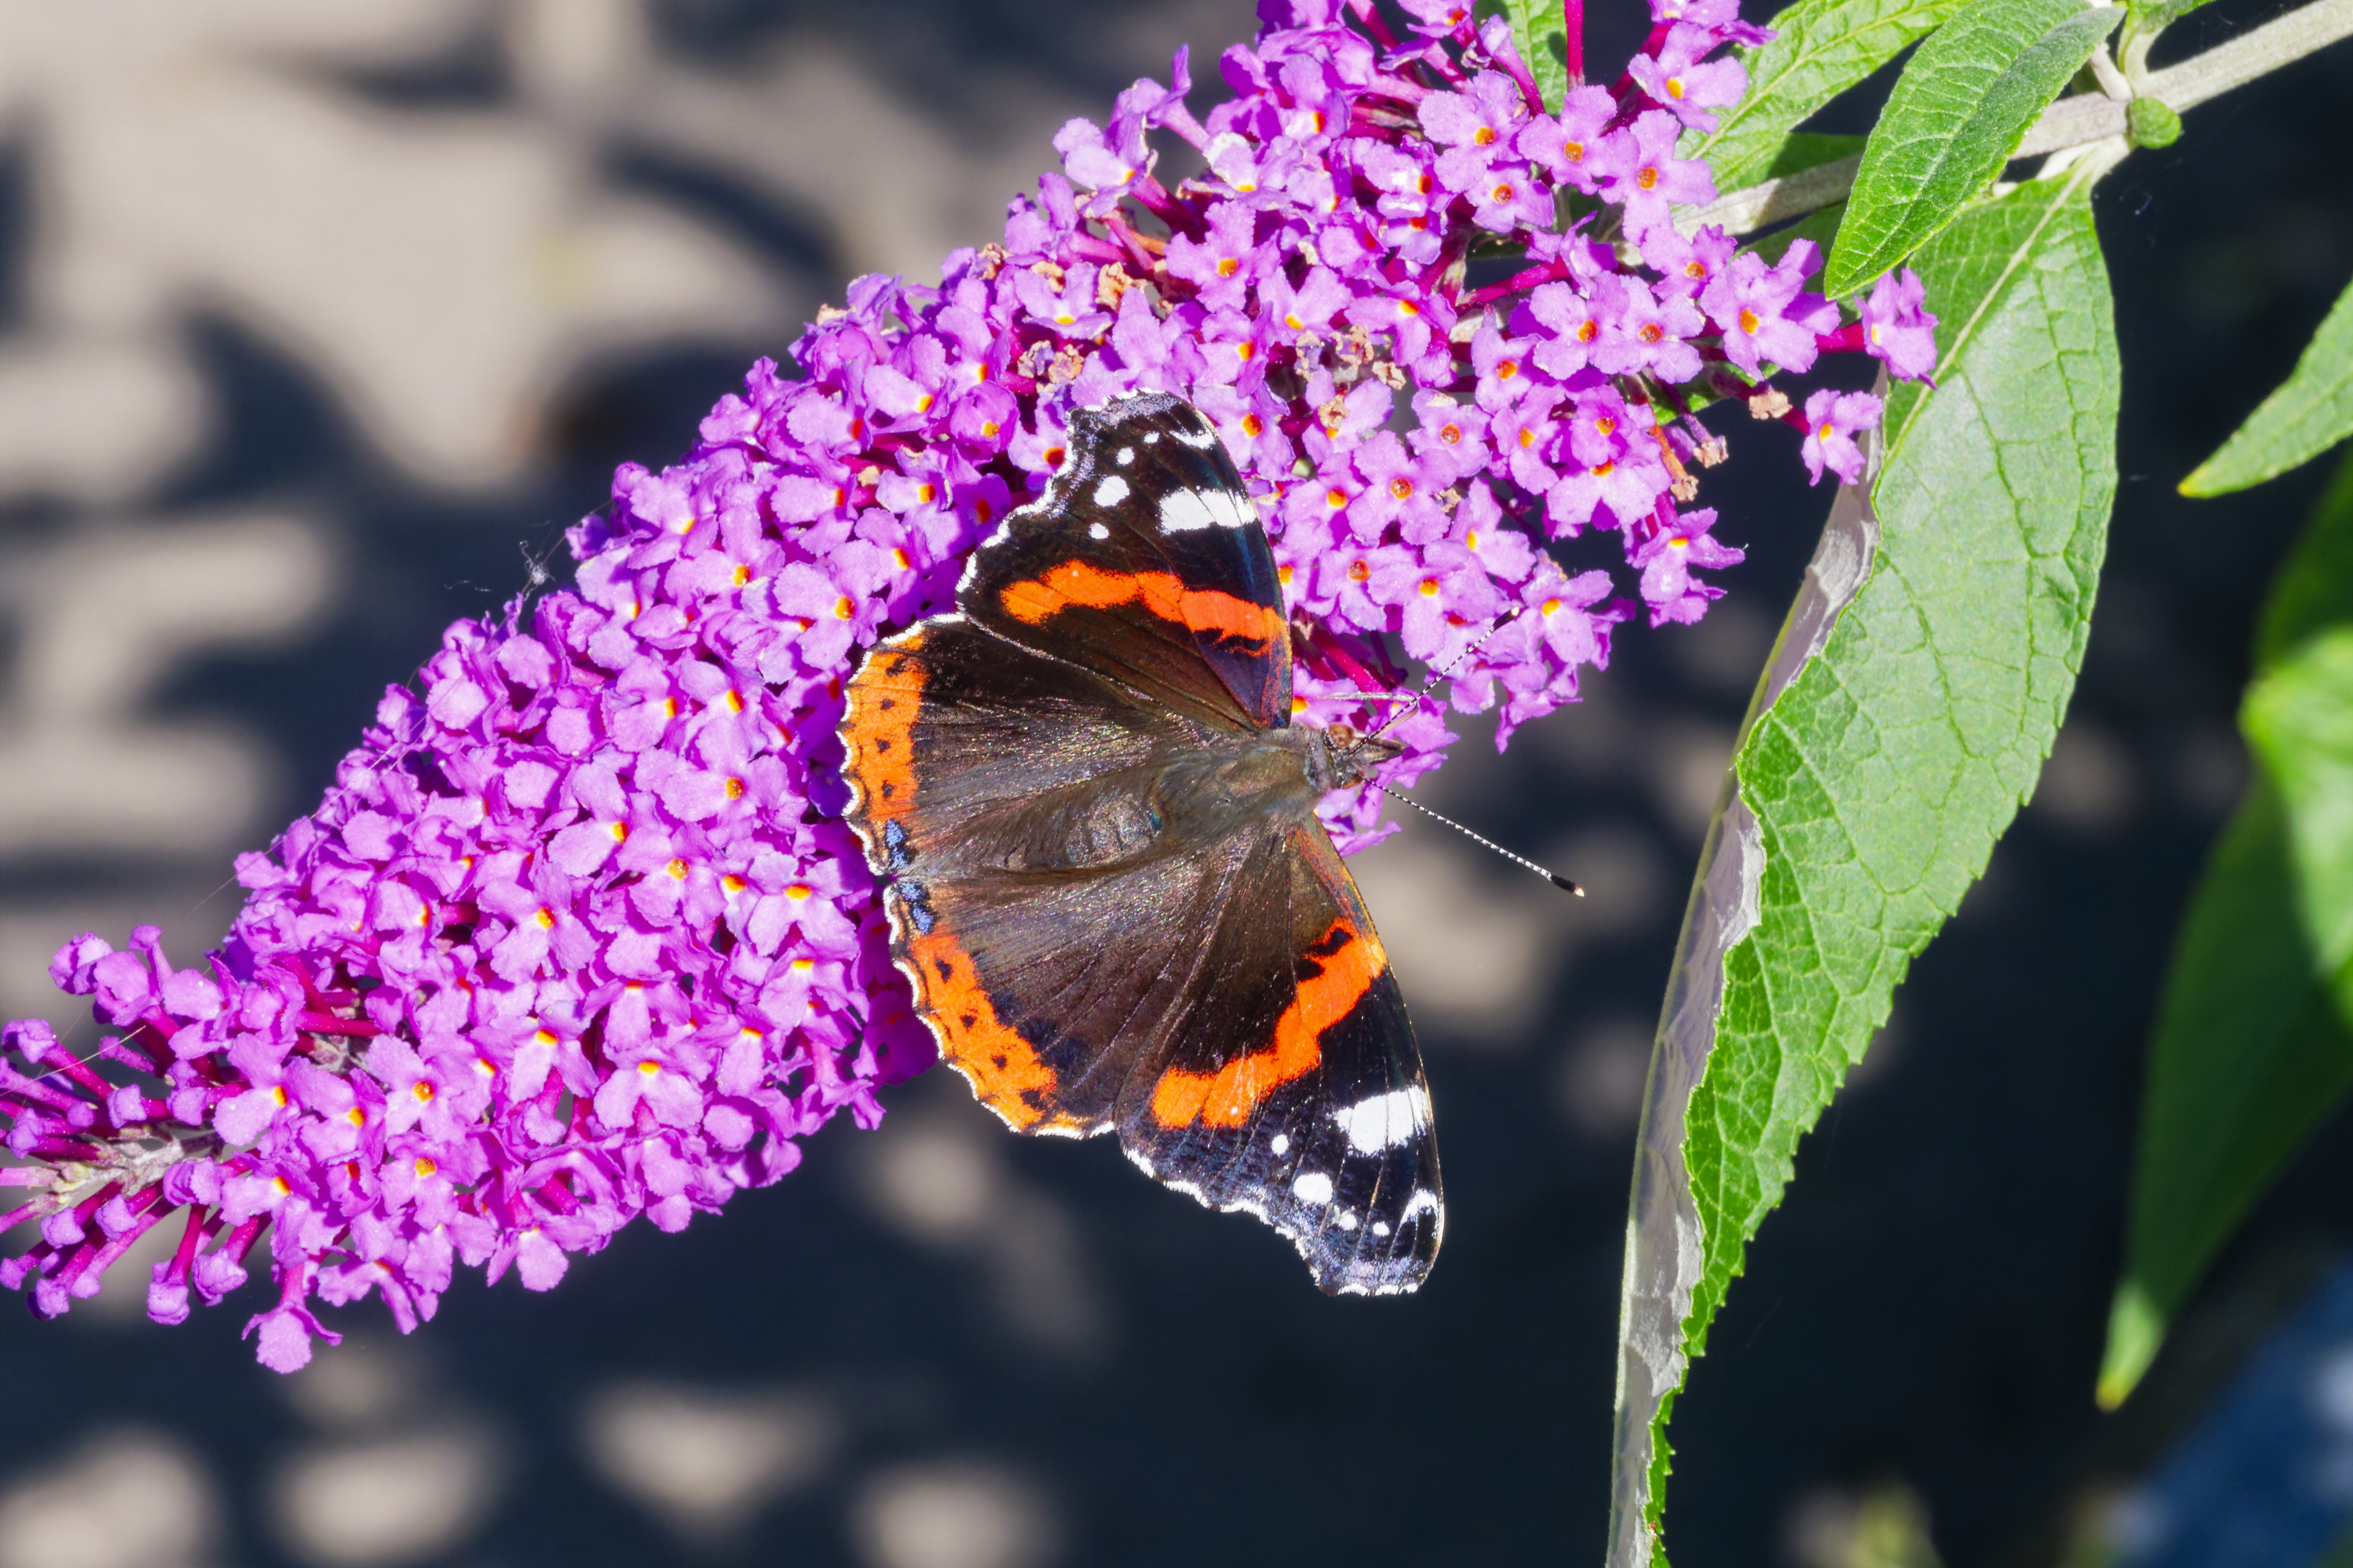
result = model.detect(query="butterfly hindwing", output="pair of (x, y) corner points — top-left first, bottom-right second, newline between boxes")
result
(1119, 821), (1439, 1295)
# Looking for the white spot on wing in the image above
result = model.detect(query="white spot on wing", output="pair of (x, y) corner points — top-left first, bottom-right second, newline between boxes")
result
(1157, 486), (1254, 533)
(1093, 475), (1130, 507)
(1372, 1221), (1392, 1237)
(1330, 1086), (1431, 1154)
(1269, 1133), (1290, 1157)
(1337, 1211), (1359, 1231)
(1174, 424), (1216, 449)
(1401, 1189), (1440, 1223)
(1116, 447), (1135, 466)
(1291, 1170), (1334, 1205)
(1143, 431), (1162, 444)
(1087, 522), (1109, 540)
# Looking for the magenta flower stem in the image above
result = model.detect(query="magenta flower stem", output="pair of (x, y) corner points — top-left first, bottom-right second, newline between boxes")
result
(1461, 257), (1577, 309)
(295, 1012), (383, 1039)
(1565, 0), (1586, 85)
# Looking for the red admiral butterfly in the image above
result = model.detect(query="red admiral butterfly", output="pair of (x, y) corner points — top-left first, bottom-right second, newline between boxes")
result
(839, 392), (1440, 1295)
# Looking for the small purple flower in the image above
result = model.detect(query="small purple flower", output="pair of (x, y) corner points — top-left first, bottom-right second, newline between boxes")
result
(1700, 239), (1842, 376)
(1860, 267), (1941, 382)
(1165, 203), (1272, 312)
(1513, 86), (1618, 195)
(1626, 24), (1750, 132)
(1632, 508), (1745, 626)
(1589, 110), (1716, 240)
(1369, 539), (1503, 662)
(1591, 273), (1706, 384)
(1461, 157), (1555, 234)
(1800, 388), (1885, 485)
(1419, 71), (1531, 178)
(1520, 282), (1602, 380)
(1641, 223), (1738, 300)
(1408, 393), (1492, 487)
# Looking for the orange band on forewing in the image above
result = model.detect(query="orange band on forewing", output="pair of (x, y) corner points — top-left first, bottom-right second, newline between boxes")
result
(905, 923), (1059, 1131)
(999, 562), (1282, 647)
(1149, 919), (1384, 1129)
(843, 633), (925, 825)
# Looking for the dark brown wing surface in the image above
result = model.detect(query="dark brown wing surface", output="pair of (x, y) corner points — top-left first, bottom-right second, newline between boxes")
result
(1117, 821), (1440, 1295)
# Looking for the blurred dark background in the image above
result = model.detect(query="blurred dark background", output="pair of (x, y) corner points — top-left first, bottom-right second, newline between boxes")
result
(0, 2), (2349, 1565)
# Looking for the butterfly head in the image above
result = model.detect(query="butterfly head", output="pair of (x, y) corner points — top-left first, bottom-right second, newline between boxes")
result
(1313, 722), (1404, 793)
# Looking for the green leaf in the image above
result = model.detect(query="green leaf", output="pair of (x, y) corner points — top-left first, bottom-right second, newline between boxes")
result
(1609, 166), (2118, 1567)
(1765, 132), (1871, 180)
(2100, 453), (2353, 1407)
(2180, 273), (2353, 496)
(1478, 0), (1571, 114)
(1685, 0), (1968, 195)
(1752, 201), (1850, 275)
(2127, 96), (2183, 148)
(1824, 0), (2121, 297)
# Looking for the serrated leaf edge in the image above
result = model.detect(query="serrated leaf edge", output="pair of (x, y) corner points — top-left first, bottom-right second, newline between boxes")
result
(1605, 418), (1886, 1568)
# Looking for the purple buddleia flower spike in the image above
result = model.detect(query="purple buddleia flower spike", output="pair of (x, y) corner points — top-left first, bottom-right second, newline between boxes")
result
(0, 0), (1932, 1365)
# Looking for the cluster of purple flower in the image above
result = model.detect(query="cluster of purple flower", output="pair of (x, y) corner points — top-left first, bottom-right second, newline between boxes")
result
(0, 0), (1934, 1368)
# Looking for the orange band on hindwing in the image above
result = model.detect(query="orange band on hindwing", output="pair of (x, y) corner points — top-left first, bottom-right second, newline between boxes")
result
(1149, 918), (1386, 1130)
(842, 631), (926, 831)
(998, 562), (1282, 648)
(903, 921), (1065, 1132)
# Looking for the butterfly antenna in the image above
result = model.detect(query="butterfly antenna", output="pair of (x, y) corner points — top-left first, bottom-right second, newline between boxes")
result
(1377, 783), (1582, 895)
(1359, 606), (1527, 748)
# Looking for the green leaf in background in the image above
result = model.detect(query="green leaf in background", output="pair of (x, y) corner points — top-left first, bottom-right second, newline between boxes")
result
(1824, 0), (2121, 297)
(1685, 0), (1966, 195)
(2180, 274), (2353, 497)
(1478, 0), (1571, 114)
(2099, 453), (2353, 1408)
(1766, 131), (1871, 180)
(1752, 201), (1850, 273)
(1609, 164), (2119, 1568)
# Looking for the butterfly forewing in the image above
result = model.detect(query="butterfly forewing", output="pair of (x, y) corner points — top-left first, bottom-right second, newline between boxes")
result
(958, 396), (1292, 730)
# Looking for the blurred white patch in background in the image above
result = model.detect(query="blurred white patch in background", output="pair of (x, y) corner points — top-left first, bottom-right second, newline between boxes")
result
(0, 514), (334, 857)
(852, 1095), (1109, 1357)
(268, 1337), (506, 1567)
(0, 1429), (220, 1568)
(851, 1461), (1059, 1568)
(0, 0), (789, 487)
(1349, 836), (1569, 1041)
(2029, 723), (2142, 837)
(1785, 1480), (1943, 1568)
(1558, 1017), (1653, 1136)
(580, 1380), (838, 1541)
